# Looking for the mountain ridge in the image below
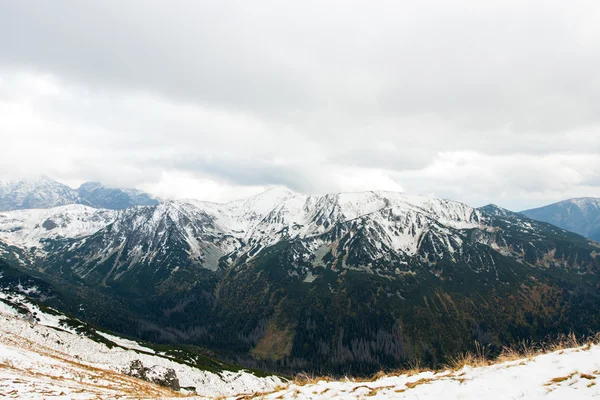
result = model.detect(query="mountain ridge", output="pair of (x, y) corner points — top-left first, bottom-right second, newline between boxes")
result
(0, 177), (159, 211)
(2, 188), (600, 375)
(521, 197), (600, 241)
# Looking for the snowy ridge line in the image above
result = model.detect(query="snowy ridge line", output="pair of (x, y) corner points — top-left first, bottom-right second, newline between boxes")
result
(0, 187), (486, 263)
(0, 290), (283, 398)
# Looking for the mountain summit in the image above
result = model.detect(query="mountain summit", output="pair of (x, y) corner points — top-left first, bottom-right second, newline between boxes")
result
(521, 197), (600, 241)
(76, 181), (159, 209)
(0, 177), (159, 211)
(0, 176), (80, 211)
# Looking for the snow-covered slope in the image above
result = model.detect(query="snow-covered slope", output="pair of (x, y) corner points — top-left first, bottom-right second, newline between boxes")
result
(0, 176), (81, 211)
(189, 188), (483, 248)
(0, 204), (117, 249)
(253, 344), (600, 399)
(0, 290), (282, 398)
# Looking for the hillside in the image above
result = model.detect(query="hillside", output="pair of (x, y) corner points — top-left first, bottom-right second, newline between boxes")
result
(0, 288), (282, 398)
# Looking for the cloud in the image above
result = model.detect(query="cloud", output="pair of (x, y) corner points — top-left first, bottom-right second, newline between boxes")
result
(0, 1), (599, 207)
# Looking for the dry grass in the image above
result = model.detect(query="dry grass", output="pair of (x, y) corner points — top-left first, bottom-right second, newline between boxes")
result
(350, 370), (387, 383)
(349, 385), (370, 393)
(292, 372), (334, 386)
(496, 332), (592, 366)
(364, 385), (395, 396)
(250, 321), (295, 361)
(405, 378), (434, 389)
(496, 339), (539, 363)
(446, 341), (491, 369)
(404, 359), (427, 377)
(234, 384), (288, 400)
(544, 372), (577, 386)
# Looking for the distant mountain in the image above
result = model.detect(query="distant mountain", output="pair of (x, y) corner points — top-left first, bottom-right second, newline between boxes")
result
(2, 188), (600, 375)
(521, 198), (600, 242)
(0, 177), (159, 211)
(477, 204), (520, 218)
(77, 181), (159, 209)
(0, 176), (81, 211)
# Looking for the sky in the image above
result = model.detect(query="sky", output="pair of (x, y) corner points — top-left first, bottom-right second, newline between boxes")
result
(0, 0), (599, 210)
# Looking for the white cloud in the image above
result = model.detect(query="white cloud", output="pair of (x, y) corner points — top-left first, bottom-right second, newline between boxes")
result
(0, 1), (599, 209)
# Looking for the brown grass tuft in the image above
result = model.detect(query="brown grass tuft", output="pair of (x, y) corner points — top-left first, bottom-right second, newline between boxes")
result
(292, 372), (333, 386)
(405, 378), (434, 389)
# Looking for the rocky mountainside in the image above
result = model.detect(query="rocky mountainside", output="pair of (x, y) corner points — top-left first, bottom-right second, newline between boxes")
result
(522, 198), (600, 242)
(0, 176), (81, 211)
(0, 177), (159, 211)
(1, 188), (600, 375)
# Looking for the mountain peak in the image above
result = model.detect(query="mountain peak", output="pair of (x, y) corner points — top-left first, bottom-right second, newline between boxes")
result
(0, 177), (159, 211)
(254, 185), (297, 198)
(238, 185), (301, 207)
(78, 181), (103, 189)
(478, 204), (516, 218)
(522, 197), (600, 241)
(34, 175), (59, 183)
(564, 197), (600, 209)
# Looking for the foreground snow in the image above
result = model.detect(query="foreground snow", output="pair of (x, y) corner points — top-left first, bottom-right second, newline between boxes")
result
(255, 346), (600, 399)
(0, 291), (282, 399)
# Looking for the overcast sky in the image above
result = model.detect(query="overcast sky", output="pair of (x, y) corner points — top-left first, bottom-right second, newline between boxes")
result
(1, 0), (599, 210)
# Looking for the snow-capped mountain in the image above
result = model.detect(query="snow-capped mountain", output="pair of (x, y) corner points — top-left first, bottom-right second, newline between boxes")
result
(0, 204), (117, 250)
(0, 177), (159, 211)
(1, 187), (600, 375)
(77, 181), (159, 209)
(521, 197), (600, 242)
(0, 176), (81, 211)
(0, 187), (489, 285)
(1, 186), (588, 284)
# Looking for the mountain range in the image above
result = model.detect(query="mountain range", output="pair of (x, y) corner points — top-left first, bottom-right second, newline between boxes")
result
(1, 183), (600, 375)
(0, 177), (159, 211)
(522, 198), (600, 242)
